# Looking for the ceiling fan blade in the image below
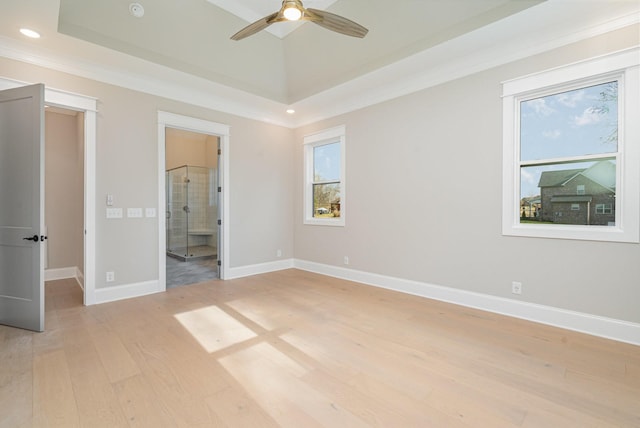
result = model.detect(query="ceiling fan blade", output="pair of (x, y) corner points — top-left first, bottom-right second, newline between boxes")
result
(230, 12), (279, 41)
(305, 8), (368, 38)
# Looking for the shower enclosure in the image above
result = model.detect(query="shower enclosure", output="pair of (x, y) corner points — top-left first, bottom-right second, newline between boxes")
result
(166, 165), (217, 261)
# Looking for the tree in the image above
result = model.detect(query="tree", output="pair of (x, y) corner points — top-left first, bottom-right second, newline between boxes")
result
(591, 81), (618, 145)
(313, 179), (340, 217)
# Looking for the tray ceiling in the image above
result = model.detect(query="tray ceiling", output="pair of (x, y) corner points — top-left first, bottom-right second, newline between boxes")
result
(2, 1), (637, 126)
(54, 0), (543, 103)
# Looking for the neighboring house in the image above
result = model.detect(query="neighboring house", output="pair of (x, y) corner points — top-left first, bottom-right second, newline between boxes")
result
(520, 195), (541, 218)
(330, 200), (341, 217)
(538, 161), (616, 225)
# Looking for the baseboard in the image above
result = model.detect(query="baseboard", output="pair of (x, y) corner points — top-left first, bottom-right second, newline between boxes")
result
(93, 258), (294, 304)
(44, 266), (84, 292)
(76, 267), (85, 290)
(293, 259), (640, 346)
(45, 266), (78, 281)
(94, 280), (160, 304)
(227, 258), (295, 279)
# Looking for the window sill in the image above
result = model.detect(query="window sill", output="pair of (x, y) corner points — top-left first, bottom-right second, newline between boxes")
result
(502, 223), (638, 243)
(304, 217), (345, 227)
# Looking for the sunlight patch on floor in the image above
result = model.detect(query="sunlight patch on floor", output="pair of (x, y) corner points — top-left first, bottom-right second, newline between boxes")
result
(174, 305), (257, 353)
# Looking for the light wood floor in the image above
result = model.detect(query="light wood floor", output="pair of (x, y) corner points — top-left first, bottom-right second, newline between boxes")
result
(2, 269), (639, 427)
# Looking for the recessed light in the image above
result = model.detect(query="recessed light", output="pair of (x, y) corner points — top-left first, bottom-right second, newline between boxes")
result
(19, 28), (41, 39)
(286, 109), (295, 114)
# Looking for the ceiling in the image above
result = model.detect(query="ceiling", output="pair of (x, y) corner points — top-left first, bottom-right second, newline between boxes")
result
(55, 0), (543, 104)
(1, 1), (638, 126)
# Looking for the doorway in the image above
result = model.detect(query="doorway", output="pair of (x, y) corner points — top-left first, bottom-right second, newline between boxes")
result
(44, 107), (85, 288)
(0, 77), (97, 311)
(157, 111), (230, 290)
(165, 128), (219, 288)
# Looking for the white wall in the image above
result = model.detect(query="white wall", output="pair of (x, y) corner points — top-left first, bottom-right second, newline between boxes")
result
(293, 25), (640, 324)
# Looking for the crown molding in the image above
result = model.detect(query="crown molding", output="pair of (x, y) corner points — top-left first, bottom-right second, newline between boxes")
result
(0, 2), (637, 129)
(0, 33), (295, 127)
(291, 3), (640, 126)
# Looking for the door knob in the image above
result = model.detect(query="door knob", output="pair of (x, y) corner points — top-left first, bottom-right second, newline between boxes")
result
(23, 235), (39, 242)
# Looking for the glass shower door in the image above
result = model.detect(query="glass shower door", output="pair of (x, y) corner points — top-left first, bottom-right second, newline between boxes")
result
(167, 166), (188, 258)
(186, 166), (217, 259)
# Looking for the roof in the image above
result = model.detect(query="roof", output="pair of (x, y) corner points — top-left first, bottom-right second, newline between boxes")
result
(538, 169), (583, 188)
(538, 161), (616, 191)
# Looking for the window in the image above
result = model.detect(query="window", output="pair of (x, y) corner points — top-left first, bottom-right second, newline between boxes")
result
(596, 204), (613, 215)
(304, 126), (345, 226)
(502, 48), (639, 242)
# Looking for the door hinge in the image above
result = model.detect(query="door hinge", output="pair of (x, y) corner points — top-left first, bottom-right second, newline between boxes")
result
(217, 186), (222, 193)
(217, 260), (221, 266)
(217, 219), (222, 226)
(218, 148), (221, 155)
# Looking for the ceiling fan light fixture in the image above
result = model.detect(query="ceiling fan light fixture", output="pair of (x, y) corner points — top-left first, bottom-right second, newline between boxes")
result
(283, 2), (302, 21)
(230, 0), (368, 41)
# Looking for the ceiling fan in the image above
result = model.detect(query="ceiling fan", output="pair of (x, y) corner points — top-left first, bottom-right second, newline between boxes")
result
(230, 0), (368, 41)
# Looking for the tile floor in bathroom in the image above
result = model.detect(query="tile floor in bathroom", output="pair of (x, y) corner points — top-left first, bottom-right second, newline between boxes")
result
(166, 254), (218, 288)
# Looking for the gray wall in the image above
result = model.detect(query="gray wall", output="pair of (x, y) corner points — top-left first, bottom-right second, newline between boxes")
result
(3, 23), (638, 325)
(0, 55), (295, 289)
(45, 110), (83, 272)
(165, 129), (218, 170)
(293, 25), (640, 324)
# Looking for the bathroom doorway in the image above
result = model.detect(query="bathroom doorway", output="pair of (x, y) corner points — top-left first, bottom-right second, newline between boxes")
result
(165, 127), (220, 288)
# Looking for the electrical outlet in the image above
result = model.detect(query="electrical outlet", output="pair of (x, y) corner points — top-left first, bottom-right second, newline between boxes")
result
(127, 208), (143, 218)
(106, 271), (115, 282)
(276, 249), (282, 258)
(106, 207), (123, 219)
(512, 281), (522, 295)
(344, 256), (349, 265)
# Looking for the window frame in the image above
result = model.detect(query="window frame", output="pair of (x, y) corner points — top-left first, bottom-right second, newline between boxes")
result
(303, 125), (346, 226)
(502, 48), (639, 242)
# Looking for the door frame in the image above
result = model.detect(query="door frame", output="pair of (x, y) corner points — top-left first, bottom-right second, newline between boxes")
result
(157, 111), (230, 287)
(0, 77), (97, 306)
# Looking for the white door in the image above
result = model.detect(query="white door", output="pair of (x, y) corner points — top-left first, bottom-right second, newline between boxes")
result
(216, 138), (221, 278)
(0, 84), (45, 332)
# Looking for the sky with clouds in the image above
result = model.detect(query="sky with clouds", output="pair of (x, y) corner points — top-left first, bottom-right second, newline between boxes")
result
(519, 81), (617, 197)
(314, 142), (341, 182)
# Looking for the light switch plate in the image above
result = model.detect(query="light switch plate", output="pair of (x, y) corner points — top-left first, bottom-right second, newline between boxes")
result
(145, 208), (157, 218)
